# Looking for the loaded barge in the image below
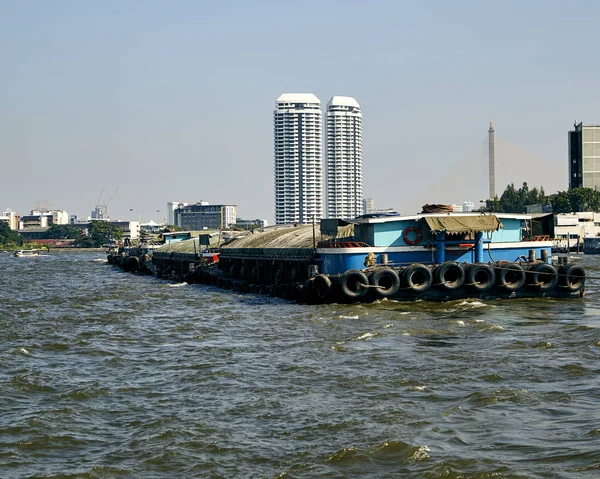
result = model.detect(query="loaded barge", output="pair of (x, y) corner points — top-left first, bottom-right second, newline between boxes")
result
(109, 211), (586, 303)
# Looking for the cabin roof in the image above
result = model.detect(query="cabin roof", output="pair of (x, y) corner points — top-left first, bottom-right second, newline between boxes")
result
(353, 212), (534, 224)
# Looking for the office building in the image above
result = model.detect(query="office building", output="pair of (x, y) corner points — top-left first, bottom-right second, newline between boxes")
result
(167, 201), (189, 226)
(174, 203), (236, 230)
(569, 122), (600, 189)
(274, 93), (323, 224)
(325, 96), (363, 219)
(363, 198), (375, 215)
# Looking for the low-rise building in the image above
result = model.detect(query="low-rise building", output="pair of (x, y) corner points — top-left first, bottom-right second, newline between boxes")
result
(553, 212), (600, 250)
(19, 209), (69, 229)
(236, 218), (268, 229)
(110, 221), (140, 241)
(174, 203), (237, 230)
(0, 209), (19, 230)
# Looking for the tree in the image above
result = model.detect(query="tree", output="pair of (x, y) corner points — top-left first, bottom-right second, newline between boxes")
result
(549, 190), (571, 213)
(44, 224), (83, 239)
(73, 221), (124, 248)
(499, 183), (520, 212)
(549, 187), (600, 213)
(0, 222), (22, 247)
(72, 236), (96, 248)
(497, 182), (549, 213)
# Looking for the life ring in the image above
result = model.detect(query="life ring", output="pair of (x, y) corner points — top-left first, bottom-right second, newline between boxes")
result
(338, 270), (369, 299)
(557, 263), (585, 292)
(433, 262), (465, 290)
(526, 263), (558, 292)
(402, 263), (432, 293)
(369, 268), (400, 298)
(465, 263), (496, 292)
(403, 227), (422, 246)
(496, 263), (526, 291)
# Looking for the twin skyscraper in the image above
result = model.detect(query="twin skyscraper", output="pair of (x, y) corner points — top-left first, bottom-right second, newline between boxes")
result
(274, 93), (363, 225)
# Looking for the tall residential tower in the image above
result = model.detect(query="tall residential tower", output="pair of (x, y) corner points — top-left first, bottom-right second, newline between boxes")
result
(325, 96), (363, 219)
(274, 93), (323, 224)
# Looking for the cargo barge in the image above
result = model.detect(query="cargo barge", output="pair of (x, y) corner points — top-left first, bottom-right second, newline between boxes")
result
(108, 211), (585, 304)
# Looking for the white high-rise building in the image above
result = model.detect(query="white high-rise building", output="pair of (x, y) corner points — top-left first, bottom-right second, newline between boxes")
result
(274, 93), (323, 224)
(325, 96), (363, 219)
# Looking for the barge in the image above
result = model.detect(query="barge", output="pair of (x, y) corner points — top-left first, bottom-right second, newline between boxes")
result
(108, 211), (586, 304)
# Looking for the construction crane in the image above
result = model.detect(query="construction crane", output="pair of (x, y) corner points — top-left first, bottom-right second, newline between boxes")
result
(93, 187), (119, 220)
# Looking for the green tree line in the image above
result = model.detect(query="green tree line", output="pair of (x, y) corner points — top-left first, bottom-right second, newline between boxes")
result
(0, 221), (124, 248)
(486, 183), (600, 214)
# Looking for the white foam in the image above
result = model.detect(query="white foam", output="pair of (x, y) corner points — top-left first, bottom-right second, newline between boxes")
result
(166, 282), (188, 288)
(411, 385), (427, 391)
(355, 332), (374, 341)
(19, 348), (30, 355)
(339, 315), (359, 319)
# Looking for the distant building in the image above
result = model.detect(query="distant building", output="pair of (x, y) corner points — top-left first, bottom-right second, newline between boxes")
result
(462, 201), (474, 212)
(363, 198), (375, 215)
(236, 218), (268, 229)
(0, 209), (19, 230)
(553, 212), (600, 250)
(174, 203), (236, 230)
(19, 214), (50, 230)
(325, 96), (363, 219)
(167, 201), (189, 226)
(110, 221), (140, 241)
(569, 122), (600, 189)
(19, 209), (69, 229)
(451, 201), (475, 212)
(274, 93), (323, 224)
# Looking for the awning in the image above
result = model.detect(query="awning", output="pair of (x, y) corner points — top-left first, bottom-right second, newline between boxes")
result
(423, 215), (503, 234)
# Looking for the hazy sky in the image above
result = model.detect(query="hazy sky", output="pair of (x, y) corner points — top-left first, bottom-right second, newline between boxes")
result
(2, 0), (600, 223)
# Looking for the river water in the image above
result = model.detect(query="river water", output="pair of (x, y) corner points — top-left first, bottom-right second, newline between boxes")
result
(1, 251), (600, 478)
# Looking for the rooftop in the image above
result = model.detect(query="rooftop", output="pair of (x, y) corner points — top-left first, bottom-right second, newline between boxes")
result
(276, 93), (320, 104)
(327, 96), (360, 108)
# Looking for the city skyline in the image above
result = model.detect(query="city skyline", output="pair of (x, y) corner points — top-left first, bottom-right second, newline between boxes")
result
(3, 2), (600, 223)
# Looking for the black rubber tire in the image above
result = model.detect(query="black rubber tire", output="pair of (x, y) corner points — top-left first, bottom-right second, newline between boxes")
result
(433, 262), (465, 290)
(557, 263), (586, 292)
(369, 268), (400, 298)
(122, 257), (132, 272)
(129, 256), (140, 272)
(496, 263), (526, 291)
(526, 263), (558, 292)
(313, 274), (332, 301)
(402, 263), (433, 293)
(465, 263), (496, 292)
(339, 270), (369, 299)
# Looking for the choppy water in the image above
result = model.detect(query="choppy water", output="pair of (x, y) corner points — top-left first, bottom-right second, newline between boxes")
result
(1, 251), (600, 478)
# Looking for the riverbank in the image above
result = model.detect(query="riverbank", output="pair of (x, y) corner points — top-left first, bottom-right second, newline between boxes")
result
(1, 247), (106, 254)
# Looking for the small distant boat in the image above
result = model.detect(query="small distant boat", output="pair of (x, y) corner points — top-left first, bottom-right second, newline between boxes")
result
(14, 249), (42, 257)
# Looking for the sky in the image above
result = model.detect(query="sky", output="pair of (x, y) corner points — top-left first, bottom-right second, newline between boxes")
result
(2, 0), (600, 224)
